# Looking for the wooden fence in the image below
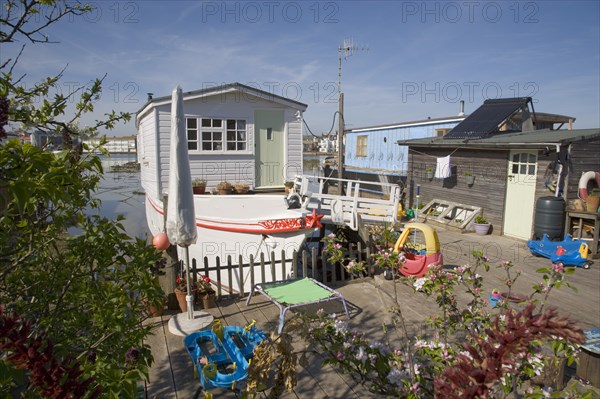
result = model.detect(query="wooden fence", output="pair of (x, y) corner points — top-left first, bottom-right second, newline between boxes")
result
(185, 241), (374, 300)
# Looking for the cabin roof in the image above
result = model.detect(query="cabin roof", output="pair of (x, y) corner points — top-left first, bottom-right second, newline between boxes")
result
(396, 128), (600, 149)
(136, 82), (307, 124)
(347, 115), (467, 133)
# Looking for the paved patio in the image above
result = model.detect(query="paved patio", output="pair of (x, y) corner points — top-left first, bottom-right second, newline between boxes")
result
(143, 228), (600, 398)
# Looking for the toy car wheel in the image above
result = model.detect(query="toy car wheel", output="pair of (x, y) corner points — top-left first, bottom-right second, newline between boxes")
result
(583, 262), (591, 269)
(383, 269), (394, 280)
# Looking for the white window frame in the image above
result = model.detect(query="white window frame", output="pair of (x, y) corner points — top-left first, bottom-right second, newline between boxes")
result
(186, 117), (248, 154)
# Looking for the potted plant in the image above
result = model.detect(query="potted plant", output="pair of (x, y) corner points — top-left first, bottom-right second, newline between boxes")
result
(426, 167), (434, 180)
(174, 276), (197, 312)
(195, 275), (216, 309)
(192, 178), (207, 194)
(473, 214), (491, 235)
(464, 171), (475, 186)
(145, 257), (167, 317)
(216, 181), (233, 195)
(233, 182), (250, 194)
(284, 181), (294, 194)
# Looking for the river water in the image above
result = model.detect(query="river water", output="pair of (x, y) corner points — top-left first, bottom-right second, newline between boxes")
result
(93, 154), (330, 241)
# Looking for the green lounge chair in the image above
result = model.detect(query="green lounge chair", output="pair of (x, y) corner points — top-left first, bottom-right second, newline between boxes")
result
(246, 277), (350, 334)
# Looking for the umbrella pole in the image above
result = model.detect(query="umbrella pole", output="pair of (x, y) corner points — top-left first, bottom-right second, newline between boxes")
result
(184, 246), (194, 320)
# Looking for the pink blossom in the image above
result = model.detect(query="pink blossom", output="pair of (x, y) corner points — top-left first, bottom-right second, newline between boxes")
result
(552, 263), (564, 273)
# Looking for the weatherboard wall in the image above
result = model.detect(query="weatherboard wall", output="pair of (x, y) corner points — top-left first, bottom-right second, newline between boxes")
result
(407, 147), (556, 237)
(345, 121), (462, 175)
(137, 91), (304, 195)
(565, 138), (600, 201)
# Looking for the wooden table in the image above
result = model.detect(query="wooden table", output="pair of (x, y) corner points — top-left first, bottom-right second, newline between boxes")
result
(564, 210), (600, 258)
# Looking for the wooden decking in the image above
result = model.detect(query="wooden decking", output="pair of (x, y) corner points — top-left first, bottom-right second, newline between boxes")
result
(144, 229), (600, 398)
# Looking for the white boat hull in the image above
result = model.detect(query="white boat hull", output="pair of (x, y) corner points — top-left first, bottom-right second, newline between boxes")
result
(145, 194), (319, 293)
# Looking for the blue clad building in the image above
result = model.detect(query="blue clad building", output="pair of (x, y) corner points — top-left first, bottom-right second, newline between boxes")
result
(343, 115), (466, 184)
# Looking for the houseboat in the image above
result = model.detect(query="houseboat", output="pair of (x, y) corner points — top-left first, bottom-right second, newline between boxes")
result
(137, 83), (318, 292)
(137, 83), (404, 293)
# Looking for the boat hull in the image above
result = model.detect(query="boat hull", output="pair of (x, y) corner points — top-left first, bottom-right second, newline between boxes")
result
(145, 194), (317, 293)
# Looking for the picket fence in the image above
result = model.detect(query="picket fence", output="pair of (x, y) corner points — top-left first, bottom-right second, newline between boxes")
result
(187, 241), (374, 300)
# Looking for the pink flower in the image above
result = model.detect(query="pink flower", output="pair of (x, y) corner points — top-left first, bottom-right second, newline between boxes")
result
(552, 263), (564, 273)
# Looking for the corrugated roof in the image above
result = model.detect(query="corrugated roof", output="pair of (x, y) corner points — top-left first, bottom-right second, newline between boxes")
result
(396, 128), (600, 149)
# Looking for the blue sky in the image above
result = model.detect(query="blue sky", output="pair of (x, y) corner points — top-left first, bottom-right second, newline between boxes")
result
(3, 0), (599, 135)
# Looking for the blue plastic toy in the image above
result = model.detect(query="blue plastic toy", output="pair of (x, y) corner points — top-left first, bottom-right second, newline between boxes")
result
(184, 320), (267, 391)
(527, 234), (592, 269)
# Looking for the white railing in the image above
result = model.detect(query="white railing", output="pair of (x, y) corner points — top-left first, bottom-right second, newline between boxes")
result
(295, 175), (402, 230)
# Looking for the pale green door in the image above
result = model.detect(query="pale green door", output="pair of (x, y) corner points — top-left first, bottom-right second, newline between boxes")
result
(503, 150), (538, 239)
(255, 110), (285, 188)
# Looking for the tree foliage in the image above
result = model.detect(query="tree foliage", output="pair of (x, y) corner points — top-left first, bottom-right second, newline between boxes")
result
(1, 1), (164, 397)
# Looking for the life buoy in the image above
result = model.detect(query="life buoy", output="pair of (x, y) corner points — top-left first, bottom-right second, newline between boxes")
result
(578, 171), (600, 200)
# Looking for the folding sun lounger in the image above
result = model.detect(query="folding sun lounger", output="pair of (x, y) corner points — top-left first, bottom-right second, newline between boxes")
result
(246, 277), (350, 334)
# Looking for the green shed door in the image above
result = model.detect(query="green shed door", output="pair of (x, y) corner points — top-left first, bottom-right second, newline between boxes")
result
(255, 110), (285, 188)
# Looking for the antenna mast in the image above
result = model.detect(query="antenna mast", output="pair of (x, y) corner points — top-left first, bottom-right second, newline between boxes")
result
(337, 38), (368, 181)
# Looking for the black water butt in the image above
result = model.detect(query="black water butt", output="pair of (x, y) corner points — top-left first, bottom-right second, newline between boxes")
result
(533, 196), (565, 240)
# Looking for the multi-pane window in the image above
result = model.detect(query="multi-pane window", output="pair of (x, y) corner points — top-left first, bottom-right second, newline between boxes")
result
(226, 119), (247, 150)
(511, 153), (537, 175)
(186, 117), (247, 152)
(201, 118), (222, 151)
(356, 135), (367, 157)
(187, 118), (198, 150)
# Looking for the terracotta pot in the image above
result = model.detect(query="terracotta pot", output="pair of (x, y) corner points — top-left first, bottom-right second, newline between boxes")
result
(145, 298), (164, 317)
(218, 188), (232, 195)
(201, 293), (216, 309)
(174, 288), (196, 312)
(146, 303), (164, 317)
(193, 185), (206, 195)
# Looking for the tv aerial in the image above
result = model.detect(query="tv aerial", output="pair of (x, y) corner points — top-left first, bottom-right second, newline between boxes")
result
(338, 38), (369, 93)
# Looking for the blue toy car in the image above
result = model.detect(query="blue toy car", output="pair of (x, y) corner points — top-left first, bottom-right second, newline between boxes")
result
(527, 234), (592, 269)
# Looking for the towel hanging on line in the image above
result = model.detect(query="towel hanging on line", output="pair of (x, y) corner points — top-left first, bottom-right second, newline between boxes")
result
(435, 155), (451, 179)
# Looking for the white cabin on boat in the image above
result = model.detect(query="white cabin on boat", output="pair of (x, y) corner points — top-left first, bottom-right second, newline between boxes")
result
(136, 83), (307, 200)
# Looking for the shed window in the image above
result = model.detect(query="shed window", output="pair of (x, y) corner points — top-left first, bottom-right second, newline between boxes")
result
(436, 128), (449, 137)
(356, 135), (368, 157)
(186, 117), (247, 153)
(511, 152), (537, 176)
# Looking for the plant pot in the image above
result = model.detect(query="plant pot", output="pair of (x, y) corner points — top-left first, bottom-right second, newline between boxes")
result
(426, 171), (434, 180)
(474, 223), (491, 235)
(217, 188), (232, 195)
(201, 293), (216, 309)
(466, 175), (475, 185)
(174, 288), (196, 312)
(145, 299), (164, 317)
(586, 195), (600, 212)
(193, 186), (206, 195)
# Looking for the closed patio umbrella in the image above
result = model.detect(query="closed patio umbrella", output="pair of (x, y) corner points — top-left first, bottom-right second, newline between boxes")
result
(166, 85), (198, 320)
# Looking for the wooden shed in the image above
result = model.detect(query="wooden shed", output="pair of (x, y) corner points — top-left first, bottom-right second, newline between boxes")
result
(397, 98), (599, 241)
(399, 128), (600, 240)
